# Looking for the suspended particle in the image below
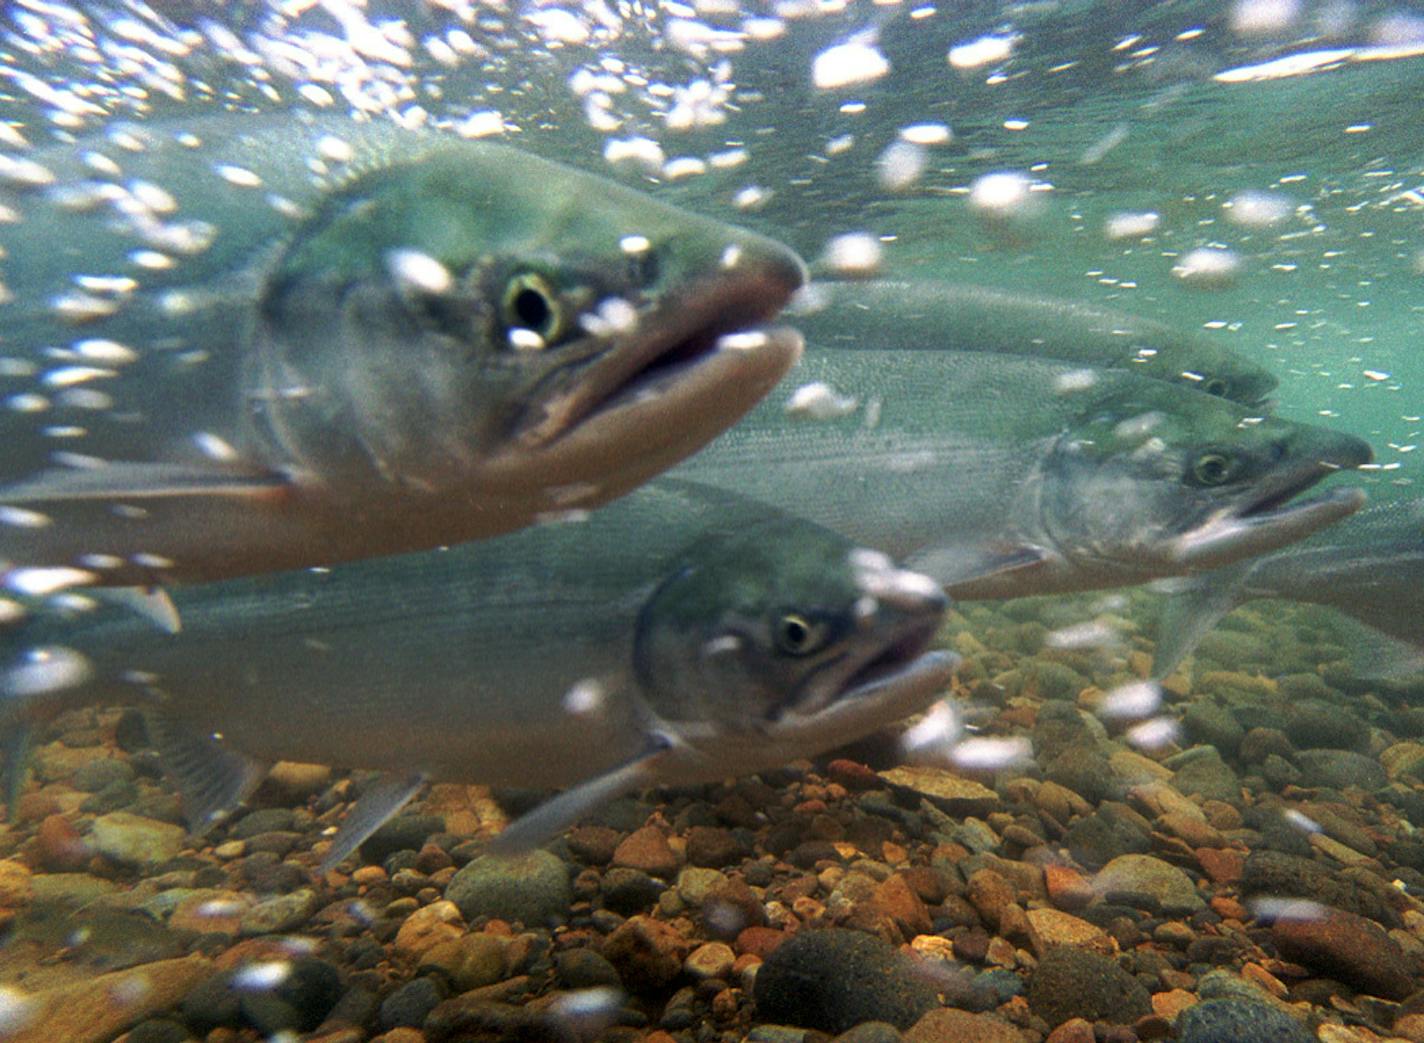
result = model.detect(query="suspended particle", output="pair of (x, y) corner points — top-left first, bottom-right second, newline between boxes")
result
(1172, 247), (1241, 288)
(812, 40), (890, 90)
(820, 232), (883, 276)
(1104, 210), (1161, 240)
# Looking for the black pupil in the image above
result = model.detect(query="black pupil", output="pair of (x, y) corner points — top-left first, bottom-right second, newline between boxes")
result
(1201, 457), (1226, 481)
(783, 618), (808, 648)
(1203, 379), (1227, 396)
(513, 287), (551, 331)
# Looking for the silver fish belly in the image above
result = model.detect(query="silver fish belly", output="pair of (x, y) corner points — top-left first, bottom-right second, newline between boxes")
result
(0, 116), (806, 585)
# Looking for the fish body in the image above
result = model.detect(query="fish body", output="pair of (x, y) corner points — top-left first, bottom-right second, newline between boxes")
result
(0, 116), (805, 585)
(675, 349), (1369, 599)
(1, 479), (952, 859)
(788, 280), (1278, 405)
(1151, 495), (1424, 680)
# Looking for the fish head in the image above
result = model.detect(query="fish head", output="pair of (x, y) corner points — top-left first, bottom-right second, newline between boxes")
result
(1038, 392), (1372, 581)
(1149, 341), (1279, 407)
(633, 522), (956, 769)
(249, 139), (805, 510)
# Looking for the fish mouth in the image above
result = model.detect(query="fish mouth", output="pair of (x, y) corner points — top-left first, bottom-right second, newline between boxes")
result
(514, 259), (806, 448)
(838, 615), (948, 702)
(1170, 454), (1369, 571)
(789, 550), (951, 719)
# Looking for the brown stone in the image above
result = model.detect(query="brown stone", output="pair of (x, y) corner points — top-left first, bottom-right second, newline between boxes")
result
(392, 899), (464, 960)
(827, 758), (881, 790)
(966, 868), (1015, 931)
(702, 877), (766, 940)
(685, 826), (742, 869)
(1044, 864), (1094, 911)
(879, 765), (1001, 816)
(1150, 988), (1196, 1021)
(168, 890), (250, 935)
(612, 825), (680, 878)
(1045, 1018), (1095, 1043)
(1025, 908), (1115, 957)
(565, 825), (621, 865)
(0, 858), (34, 907)
(735, 926), (787, 959)
(871, 873), (933, 939)
(1158, 812), (1225, 848)
(3, 955), (212, 1043)
(34, 814), (90, 872)
(603, 914), (690, 991)
(1195, 847), (1244, 883)
(906, 1007), (1028, 1043)
(1272, 905), (1413, 999)
(1394, 1012), (1424, 1043)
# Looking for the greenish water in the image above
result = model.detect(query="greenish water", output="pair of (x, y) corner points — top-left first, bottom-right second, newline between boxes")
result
(1, 1), (1424, 1038)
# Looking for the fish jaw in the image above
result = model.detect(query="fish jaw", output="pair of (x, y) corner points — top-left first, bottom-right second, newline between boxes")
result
(1170, 485), (1366, 571)
(510, 240), (808, 449)
(786, 547), (950, 717)
(659, 651), (958, 783)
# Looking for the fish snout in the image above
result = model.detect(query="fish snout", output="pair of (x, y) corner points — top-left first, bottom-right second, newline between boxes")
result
(847, 548), (949, 621)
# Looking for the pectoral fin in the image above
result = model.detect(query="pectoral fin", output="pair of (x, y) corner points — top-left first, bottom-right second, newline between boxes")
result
(909, 543), (1047, 589)
(1150, 565), (1251, 680)
(0, 462), (292, 503)
(143, 710), (267, 832)
(318, 771), (428, 873)
(96, 587), (182, 634)
(485, 734), (674, 856)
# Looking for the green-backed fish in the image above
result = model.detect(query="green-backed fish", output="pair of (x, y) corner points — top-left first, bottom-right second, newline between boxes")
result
(0, 480), (953, 865)
(1151, 494), (1421, 681)
(676, 349), (1368, 599)
(788, 280), (1277, 405)
(0, 116), (805, 586)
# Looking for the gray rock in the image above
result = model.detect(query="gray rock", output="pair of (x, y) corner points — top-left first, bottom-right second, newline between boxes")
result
(1182, 701), (1245, 758)
(359, 812), (446, 865)
(89, 812), (186, 866)
(1026, 946), (1152, 1027)
(832, 1023), (905, 1043)
(72, 757), (136, 792)
(379, 976), (446, 1030)
(1169, 748), (1241, 802)
(753, 928), (938, 1033)
(1063, 804), (1151, 870)
(1239, 850), (1400, 928)
(1283, 699), (1368, 751)
(239, 887), (320, 935)
(1295, 750), (1387, 791)
(1176, 998), (1314, 1043)
(555, 948), (622, 990)
(1094, 854), (1205, 915)
(230, 807), (295, 839)
(446, 850), (572, 927)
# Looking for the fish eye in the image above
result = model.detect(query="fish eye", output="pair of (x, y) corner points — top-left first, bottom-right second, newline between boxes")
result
(1202, 378), (1228, 397)
(500, 272), (568, 345)
(774, 613), (823, 656)
(1191, 450), (1235, 486)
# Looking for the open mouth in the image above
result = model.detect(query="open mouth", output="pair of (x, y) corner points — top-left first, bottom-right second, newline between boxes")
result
(1173, 484), (1367, 570)
(840, 616), (945, 699)
(515, 264), (804, 447)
